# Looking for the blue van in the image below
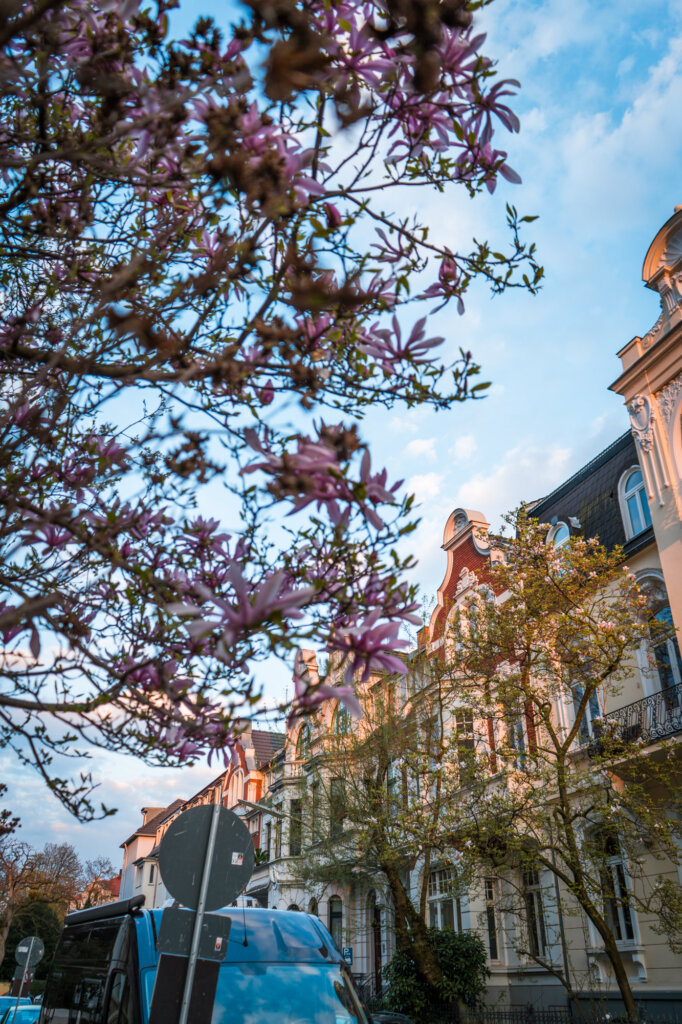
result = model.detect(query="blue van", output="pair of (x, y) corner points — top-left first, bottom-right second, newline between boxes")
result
(40, 896), (371, 1024)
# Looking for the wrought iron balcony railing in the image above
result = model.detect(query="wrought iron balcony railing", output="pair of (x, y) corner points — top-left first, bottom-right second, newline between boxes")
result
(587, 682), (682, 750)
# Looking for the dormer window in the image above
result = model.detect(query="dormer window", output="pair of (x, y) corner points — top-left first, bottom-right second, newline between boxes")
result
(547, 522), (569, 548)
(620, 468), (651, 539)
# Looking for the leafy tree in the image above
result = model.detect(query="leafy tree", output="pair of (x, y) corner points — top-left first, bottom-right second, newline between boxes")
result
(0, 838), (108, 969)
(295, 664), (468, 1000)
(2, 900), (62, 981)
(0, 839), (40, 969)
(0, 0), (541, 819)
(447, 510), (682, 1021)
(0, 787), (18, 841)
(381, 928), (488, 1023)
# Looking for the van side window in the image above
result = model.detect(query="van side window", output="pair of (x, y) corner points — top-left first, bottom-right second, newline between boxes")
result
(106, 972), (132, 1024)
(42, 918), (128, 1024)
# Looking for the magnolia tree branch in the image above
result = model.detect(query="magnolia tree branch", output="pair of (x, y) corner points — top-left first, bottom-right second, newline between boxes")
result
(0, 0), (542, 819)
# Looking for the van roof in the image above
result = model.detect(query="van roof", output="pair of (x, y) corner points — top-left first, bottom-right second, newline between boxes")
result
(149, 907), (343, 965)
(64, 900), (343, 968)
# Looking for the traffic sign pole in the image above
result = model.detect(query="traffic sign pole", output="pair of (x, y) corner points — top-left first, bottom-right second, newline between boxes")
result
(12, 936), (34, 1022)
(177, 798), (221, 1024)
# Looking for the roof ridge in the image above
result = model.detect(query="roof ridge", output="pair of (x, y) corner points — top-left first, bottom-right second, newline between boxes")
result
(532, 431), (631, 510)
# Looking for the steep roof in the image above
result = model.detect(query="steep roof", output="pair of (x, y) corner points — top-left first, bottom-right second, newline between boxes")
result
(102, 874), (121, 897)
(120, 797), (185, 847)
(251, 729), (285, 767)
(531, 431), (653, 555)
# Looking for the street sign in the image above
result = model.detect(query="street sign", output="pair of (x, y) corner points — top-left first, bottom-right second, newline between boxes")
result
(15, 936), (44, 967)
(158, 804), (254, 911)
(157, 908), (231, 962)
(342, 946), (353, 965)
(148, 955), (220, 1024)
(154, 803), (255, 1024)
(10, 966), (34, 997)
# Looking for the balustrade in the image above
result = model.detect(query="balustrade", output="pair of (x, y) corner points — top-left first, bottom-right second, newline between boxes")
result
(585, 682), (682, 750)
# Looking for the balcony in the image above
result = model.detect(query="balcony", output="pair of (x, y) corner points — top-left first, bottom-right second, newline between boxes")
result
(587, 682), (682, 751)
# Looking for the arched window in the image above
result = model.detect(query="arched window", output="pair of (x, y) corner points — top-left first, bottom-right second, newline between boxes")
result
(328, 895), (343, 949)
(308, 897), (318, 917)
(641, 577), (682, 695)
(547, 522), (570, 548)
(619, 467), (652, 540)
(334, 703), (351, 736)
(296, 723), (311, 761)
(287, 903), (300, 911)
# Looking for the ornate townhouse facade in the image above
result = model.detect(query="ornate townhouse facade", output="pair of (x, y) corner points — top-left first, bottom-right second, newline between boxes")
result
(118, 209), (682, 1013)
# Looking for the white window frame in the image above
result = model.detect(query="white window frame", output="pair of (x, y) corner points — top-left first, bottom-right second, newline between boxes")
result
(296, 723), (311, 761)
(618, 466), (652, 541)
(328, 895), (343, 948)
(454, 709), (476, 785)
(522, 868), (548, 959)
(636, 571), (682, 698)
(600, 838), (638, 947)
(484, 876), (501, 962)
(427, 867), (467, 933)
(334, 702), (351, 736)
(572, 681), (602, 742)
(547, 521), (570, 548)
(507, 713), (527, 770)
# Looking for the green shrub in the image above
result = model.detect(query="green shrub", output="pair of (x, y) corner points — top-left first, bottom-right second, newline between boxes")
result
(381, 928), (489, 1023)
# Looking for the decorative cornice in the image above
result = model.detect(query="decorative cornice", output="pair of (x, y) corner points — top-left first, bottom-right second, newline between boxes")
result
(627, 394), (655, 452)
(656, 371), (682, 428)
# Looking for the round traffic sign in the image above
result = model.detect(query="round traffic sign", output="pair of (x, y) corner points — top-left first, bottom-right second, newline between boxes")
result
(158, 805), (254, 912)
(15, 936), (44, 967)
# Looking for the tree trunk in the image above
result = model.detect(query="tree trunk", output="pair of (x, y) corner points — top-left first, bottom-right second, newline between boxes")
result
(579, 905), (638, 1022)
(381, 860), (443, 992)
(0, 908), (14, 972)
(553, 766), (639, 1023)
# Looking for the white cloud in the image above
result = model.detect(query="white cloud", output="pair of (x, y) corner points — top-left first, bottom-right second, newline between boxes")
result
(451, 434), (477, 462)
(405, 437), (436, 461)
(386, 406), (431, 436)
(555, 33), (682, 231)
(453, 443), (574, 526)
(617, 55), (635, 78)
(406, 472), (444, 502)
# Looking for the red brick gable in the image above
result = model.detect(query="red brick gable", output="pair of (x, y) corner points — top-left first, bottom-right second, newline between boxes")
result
(426, 508), (497, 644)
(430, 537), (492, 640)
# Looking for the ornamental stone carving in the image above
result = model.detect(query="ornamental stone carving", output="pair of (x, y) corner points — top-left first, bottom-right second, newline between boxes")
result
(627, 394), (655, 452)
(455, 566), (477, 596)
(641, 311), (664, 351)
(453, 511), (469, 532)
(656, 372), (682, 428)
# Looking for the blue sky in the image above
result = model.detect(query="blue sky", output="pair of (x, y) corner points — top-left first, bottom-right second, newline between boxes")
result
(6, 0), (682, 863)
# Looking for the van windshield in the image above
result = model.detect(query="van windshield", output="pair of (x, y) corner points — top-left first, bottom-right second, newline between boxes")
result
(216, 963), (368, 1024)
(145, 963), (369, 1024)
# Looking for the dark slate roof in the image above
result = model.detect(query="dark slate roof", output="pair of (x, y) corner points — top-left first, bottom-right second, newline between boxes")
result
(120, 797), (185, 848)
(531, 431), (651, 553)
(251, 729), (285, 768)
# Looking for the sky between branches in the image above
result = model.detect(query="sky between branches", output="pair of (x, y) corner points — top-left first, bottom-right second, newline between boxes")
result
(5, 0), (682, 863)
